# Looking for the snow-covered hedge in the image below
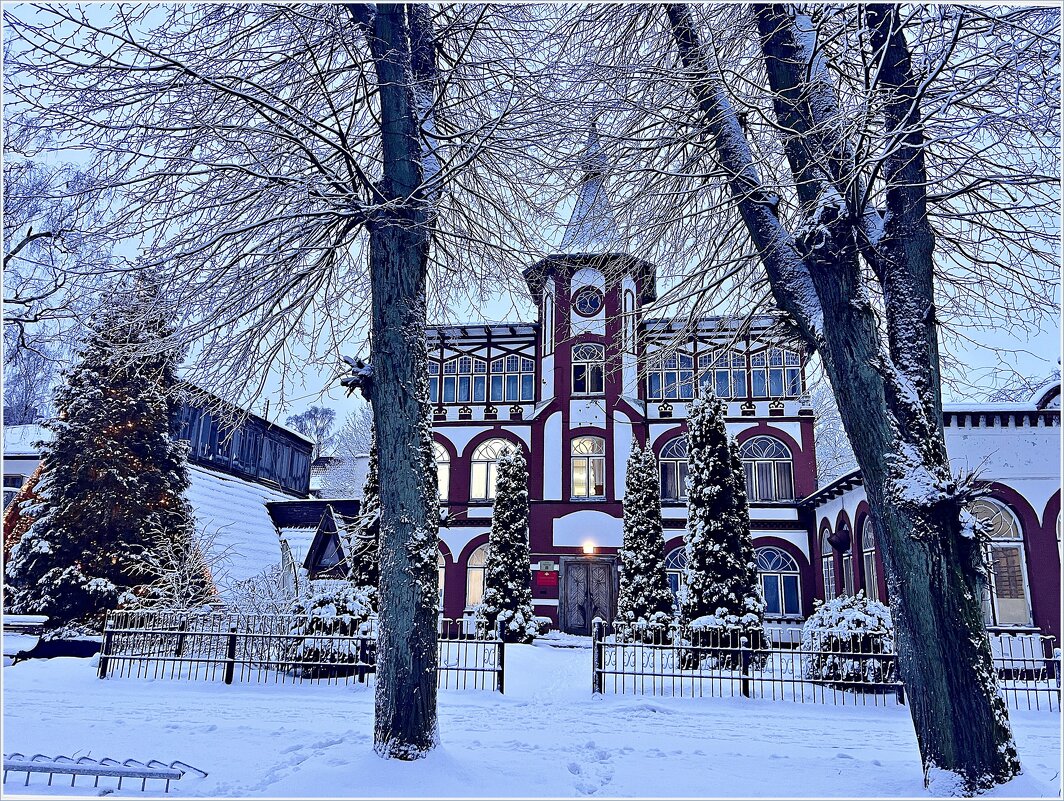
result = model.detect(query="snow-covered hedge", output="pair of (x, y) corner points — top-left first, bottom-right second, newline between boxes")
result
(801, 593), (895, 686)
(284, 582), (376, 678)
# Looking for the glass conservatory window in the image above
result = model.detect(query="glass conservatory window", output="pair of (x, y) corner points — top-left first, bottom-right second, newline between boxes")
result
(437, 355), (487, 404)
(466, 544), (490, 607)
(470, 438), (513, 500)
(739, 436), (794, 501)
(433, 441), (450, 502)
(971, 498), (1031, 627)
(751, 348), (802, 398)
(659, 436), (689, 501)
(490, 354), (536, 403)
(571, 436), (606, 498)
(572, 343), (605, 395)
(664, 547), (688, 608)
(646, 351), (694, 400)
(757, 547), (801, 617)
(821, 530), (836, 601)
(861, 518), (879, 602)
(698, 351), (747, 399)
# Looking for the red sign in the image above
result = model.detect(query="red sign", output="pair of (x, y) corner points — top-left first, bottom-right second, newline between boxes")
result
(536, 570), (558, 589)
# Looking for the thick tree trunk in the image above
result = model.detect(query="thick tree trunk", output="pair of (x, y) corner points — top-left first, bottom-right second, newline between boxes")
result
(666, 4), (1019, 791)
(356, 3), (440, 760)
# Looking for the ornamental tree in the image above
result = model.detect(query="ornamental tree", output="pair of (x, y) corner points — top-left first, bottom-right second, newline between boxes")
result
(4, 277), (203, 632)
(617, 442), (675, 636)
(680, 394), (765, 644)
(474, 448), (537, 643)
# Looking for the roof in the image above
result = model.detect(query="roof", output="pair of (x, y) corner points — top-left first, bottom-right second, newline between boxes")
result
(2, 425), (51, 457)
(267, 499), (361, 529)
(560, 126), (620, 254)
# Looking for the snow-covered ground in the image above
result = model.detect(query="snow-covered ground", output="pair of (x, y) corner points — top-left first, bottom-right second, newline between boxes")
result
(3, 639), (1060, 798)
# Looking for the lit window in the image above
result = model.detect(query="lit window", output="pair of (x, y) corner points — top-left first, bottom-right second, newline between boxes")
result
(971, 499), (1031, 627)
(739, 436), (794, 501)
(437, 356), (487, 405)
(861, 519), (880, 602)
(466, 544), (490, 607)
(572, 286), (603, 316)
(757, 547), (801, 617)
(572, 344), (605, 395)
(470, 438), (513, 500)
(664, 547), (687, 609)
(751, 348), (802, 398)
(821, 530), (836, 601)
(839, 527), (855, 596)
(490, 354), (535, 403)
(438, 551), (446, 609)
(433, 441), (450, 502)
(658, 436), (689, 501)
(698, 351), (747, 399)
(571, 436), (606, 498)
(646, 351), (694, 400)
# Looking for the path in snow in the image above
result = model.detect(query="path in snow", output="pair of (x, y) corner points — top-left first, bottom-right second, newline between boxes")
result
(2, 640), (1059, 798)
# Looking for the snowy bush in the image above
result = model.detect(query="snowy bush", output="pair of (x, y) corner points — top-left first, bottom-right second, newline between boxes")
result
(284, 581), (376, 678)
(801, 592), (895, 687)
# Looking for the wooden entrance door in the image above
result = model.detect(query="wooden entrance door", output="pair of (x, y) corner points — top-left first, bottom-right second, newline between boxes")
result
(560, 557), (616, 635)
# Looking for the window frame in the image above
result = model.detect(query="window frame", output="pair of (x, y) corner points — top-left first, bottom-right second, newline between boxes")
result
(658, 436), (689, 502)
(469, 438), (514, 501)
(433, 441), (450, 502)
(572, 285), (604, 317)
(861, 518), (880, 602)
(756, 546), (802, 618)
(739, 436), (795, 502)
(821, 530), (836, 601)
(571, 435), (606, 499)
(664, 547), (688, 610)
(572, 343), (605, 396)
(490, 354), (536, 403)
(465, 544), (490, 608)
(971, 498), (1032, 627)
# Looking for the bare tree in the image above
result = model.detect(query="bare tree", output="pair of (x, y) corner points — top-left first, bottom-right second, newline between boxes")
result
(552, 2), (1058, 791)
(286, 406), (337, 460)
(809, 378), (857, 486)
(2, 332), (58, 425)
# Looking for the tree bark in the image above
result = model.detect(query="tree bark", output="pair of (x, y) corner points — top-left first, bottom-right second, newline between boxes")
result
(666, 4), (1019, 791)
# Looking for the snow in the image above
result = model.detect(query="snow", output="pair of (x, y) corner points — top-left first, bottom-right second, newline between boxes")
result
(1, 424), (50, 457)
(2, 644), (1059, 797)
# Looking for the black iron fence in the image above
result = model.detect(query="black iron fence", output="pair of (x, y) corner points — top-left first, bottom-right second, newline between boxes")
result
(99, 611), (503, 692)
(592, 621), (1059, 711)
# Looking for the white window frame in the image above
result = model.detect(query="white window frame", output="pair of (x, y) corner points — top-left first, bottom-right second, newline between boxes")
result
(821, 530), (836, 601)
(739, 436), (795, 501)
(466, 544), (490, 608)
(433, 441), (450, 502)
(861, 518), (880, 602)
(469, 438), (513, 500)
(572, 343), (605, 396)
(571, 435), (606, 499)
(658, 436), (689, 502)
(664, 547), (688, 610)
(972, 498), (1032, 627)
(756, 546), (802, 618)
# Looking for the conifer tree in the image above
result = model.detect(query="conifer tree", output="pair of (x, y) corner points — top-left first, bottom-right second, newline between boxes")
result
(475, 448), (537, 643)
(345, 436), (380, 591)
(4, 276), (202, 632)
(681, 395), (765, 645)
(617, 443), (674, 638)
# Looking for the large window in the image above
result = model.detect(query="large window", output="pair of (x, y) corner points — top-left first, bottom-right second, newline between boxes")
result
(861, 519), (880, 602)
(821, 530), (836, 601)
(751, 347), (802, 398)
(646, 351), (694, 400)
(466, 544), (490, 607)
(572, 344), (605, 395)
(470, 438), (513, 500)
(433, 356), (487, 405)
(739, 436), (794, 501)
(433, 441), (450, 502)
(571, 436), (606, 498)
(659, 436), (689, 501)
(491, 355), (536, 403)
(665, 547), (688, 608)
(757, 547), (801, 618)
(699, 351), (747, 399)
(972, 499), (1031, 627)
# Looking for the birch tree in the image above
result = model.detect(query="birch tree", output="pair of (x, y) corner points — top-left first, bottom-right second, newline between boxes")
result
(556, 3), (1058, 791)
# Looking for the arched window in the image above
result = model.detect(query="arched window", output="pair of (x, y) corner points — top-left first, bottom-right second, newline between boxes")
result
(623, 289), (637, 353)
(739, 436), (794, 501)
(543, 289), (555, 355)
(572, 343), (605, 395)
(664, 547), (688, 608)
(971, 499), (1031, 627)
(433, 441), (450, 502)
(821, 530), (836, 601)
(757, 547), (801, 618)
(437, 551), (447, 609)
(751, 347), (802, 398)
(440, 355), (487, 404)
(466, 544), (490, 608)
(470, 438), (513, 500)
(571, 436), (606, 498)
(659, 436), (689, 501)
(861, 518), (880, 602)
(838, 522), (855, 596)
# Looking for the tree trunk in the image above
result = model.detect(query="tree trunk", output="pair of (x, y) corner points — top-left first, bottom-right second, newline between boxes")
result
(666, 4), (1019, 791)
(359, 3), (440, 760)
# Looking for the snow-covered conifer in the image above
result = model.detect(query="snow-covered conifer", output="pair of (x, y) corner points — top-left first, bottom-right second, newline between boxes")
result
(345, 436), (380, 591)
(5, 275), (204, 631)
(474, 448), (537, 643)
(617, 442), (674, 637)
(681, 395), (765, 644)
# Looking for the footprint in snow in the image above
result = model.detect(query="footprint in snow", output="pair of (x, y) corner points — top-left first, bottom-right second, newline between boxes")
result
(835, 752), (855, 760)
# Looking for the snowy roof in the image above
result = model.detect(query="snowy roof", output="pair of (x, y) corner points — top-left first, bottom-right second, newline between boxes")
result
(185, 464), (291, 595)
(559, 127), (620, 254)
(278, 526), (317, 567)
(2, 425), (51, 457)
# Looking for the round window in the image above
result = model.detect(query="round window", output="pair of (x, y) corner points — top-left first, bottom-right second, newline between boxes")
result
(572, 286), (603, 316)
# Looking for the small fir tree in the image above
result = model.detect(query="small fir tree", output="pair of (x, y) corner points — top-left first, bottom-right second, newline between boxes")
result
(4, 277), (203, 631)
(344, 436), (380, 592)
(680, 394), (765, 645)
(474, 448), (537, 643)
(617, 442), (674, 638)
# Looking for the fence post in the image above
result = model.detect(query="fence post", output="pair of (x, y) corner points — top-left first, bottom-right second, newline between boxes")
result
(223, 624), (238, 685)
(357, 637), (368, 684)
(592, 619), (604, 695)
(740, 636), (751, 698)
(495, 620), (506, 694)
(1053, 647), (1061, 694)
(174, 618), (188, 658)
(97, 617), (112, 680)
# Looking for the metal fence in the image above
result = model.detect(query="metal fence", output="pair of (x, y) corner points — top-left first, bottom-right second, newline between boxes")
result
(591, 621), (1060, 711)
(99, 611), (504, 692)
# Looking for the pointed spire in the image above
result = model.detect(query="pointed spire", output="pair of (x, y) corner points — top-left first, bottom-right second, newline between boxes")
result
(560, 123), (619, 253)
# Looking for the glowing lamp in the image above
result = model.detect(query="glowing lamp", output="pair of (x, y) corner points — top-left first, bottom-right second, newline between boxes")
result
(582, 542), (596, 555)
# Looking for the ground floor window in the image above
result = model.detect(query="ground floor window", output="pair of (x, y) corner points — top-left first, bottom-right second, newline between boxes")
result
(971, 499), (1031, 627)
(820, 531), (836, 600)
(756, 547), (801, 618)
(664, 547), (687, 609)
(466, 544), (490, 608)
(438, 551), (446, 609)
(861, 519), (879, 602)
